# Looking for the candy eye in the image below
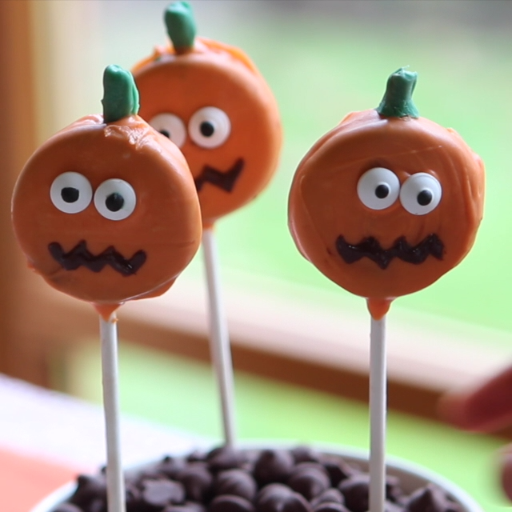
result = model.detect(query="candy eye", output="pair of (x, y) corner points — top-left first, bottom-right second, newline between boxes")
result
(149, 113), (186, 148)
(94, 179), (136, 221)
(400, 173), (442, 215)
(357, 167), (400, 210)
(189, 107), (231, 148)
(50, 172), (92, 214)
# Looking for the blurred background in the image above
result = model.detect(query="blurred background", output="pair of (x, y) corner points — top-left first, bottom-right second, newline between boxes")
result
(2, 2), (512, 509)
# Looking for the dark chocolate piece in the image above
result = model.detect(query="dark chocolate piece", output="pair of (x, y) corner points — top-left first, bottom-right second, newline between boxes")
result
(163, 503), (207, 512)
(210, 495), (255, 512)
(291, 447), (321, 464)
(215, 469), (257, 501)
(311, 488), (345, 508)
(48, 240), (146, 275)
(335, 234), (444, 269)
(253, 449), (295, 485)
(186, 450), (207, 463)
(176, 462), (213, 502)
(320, 457), (356, 487)
(339, 473), (403, 512)
(52, 504), (83, 512)
(140, 479), (185, 509)
(207, 445), (246, 472)
(154, 456), (186, 480)
(287, 464), (330, 500)
(404, 485), (460, 512)
(69, 474), (106, 510)
(313, 503), (349, 512)
(194, 158), (244, 193)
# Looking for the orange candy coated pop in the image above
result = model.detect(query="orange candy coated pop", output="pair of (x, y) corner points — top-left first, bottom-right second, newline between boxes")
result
(12, 66), (202, 317)
(288, 68), (485, 319)
(132, 1), (282, 228)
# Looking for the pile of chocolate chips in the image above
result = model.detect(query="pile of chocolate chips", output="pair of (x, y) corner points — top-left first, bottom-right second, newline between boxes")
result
(52, 446), (461, 512)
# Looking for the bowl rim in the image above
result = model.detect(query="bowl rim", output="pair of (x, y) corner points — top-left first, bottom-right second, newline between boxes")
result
(29, 441), (484, 512)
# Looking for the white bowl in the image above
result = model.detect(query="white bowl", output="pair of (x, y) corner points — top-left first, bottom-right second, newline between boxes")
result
(30, 444), (483, 512)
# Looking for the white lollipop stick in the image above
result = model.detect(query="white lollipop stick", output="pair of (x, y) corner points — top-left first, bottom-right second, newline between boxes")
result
(202, 226), (237, 447)
(369, 314), (387, 512)
(100, 313), (126, 512)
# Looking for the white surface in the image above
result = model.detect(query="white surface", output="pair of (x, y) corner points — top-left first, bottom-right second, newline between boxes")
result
(0, 373), (209, 471)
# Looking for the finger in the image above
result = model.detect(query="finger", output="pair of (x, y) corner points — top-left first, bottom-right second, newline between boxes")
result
(501, 449), (512, 501)
(438, 366), (512, 432)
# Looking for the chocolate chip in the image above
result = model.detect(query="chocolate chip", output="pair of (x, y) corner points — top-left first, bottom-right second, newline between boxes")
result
(385, 474), (405, 504)
(53, 504), (83, 512)
(140, 479), (185, 509)
(338, 474), (369, 512)
(253, 450), (295, 485)
(69, 475), (106, 509)
(125, 483), (142, 510)
(257, 483), (294, 512)
(320, 457), (356, 487)
(155, 456), (186, 480)
(281, 493), (313, 512)
(256, 484), (312, 512)
(176, 462), (213, 502)
(313, 503), (350, 512)
(403, 485), (460, 512)
(339, 472), (404, 511)
(311, 488), (345, 508)
(210, 495), (255, 512)
(88, 499), (105, 512)
(207, 446), (246, 472)
(215, 469), (257, 501)
(291, 447), (321, 464)
(163, 503), (207, 512)
(287, 465), (330, 500)
(187, 450), (207, 463)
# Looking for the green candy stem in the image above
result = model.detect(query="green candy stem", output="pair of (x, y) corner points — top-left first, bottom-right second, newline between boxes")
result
(165, 1), (196, 53)
(376, 68), (419, 119)
(102, 65), (140, 123)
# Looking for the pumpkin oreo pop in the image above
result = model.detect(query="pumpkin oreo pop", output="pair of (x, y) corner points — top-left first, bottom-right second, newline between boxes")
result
(132, 1), (282, 447)
(289, 67), (484, 319)
(288, 68), (485, 512)
(12, 65), (201, 317)
(132, 1), (282, 228)
(12, 65), (202, 512)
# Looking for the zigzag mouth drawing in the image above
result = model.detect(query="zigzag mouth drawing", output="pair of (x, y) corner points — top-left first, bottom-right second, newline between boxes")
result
(335, 234), (444, 270)
(194, 158), (244, 193)
(48, 240), (146, 276)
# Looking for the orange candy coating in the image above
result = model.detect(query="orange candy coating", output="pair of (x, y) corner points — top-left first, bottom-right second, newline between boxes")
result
(12, 114), (202, 310)
(132, 37), (282, 228)
(288, 108), (485, 316)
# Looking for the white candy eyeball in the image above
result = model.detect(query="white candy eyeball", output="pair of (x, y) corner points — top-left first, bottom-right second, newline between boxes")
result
(94, 179), (136, 221)
(357, 167), (400, 210)
(189, 107), (231, 148)
(400, 173), (442, 215)
(149, 113), (186, 148)
(50, 172), (93, 214)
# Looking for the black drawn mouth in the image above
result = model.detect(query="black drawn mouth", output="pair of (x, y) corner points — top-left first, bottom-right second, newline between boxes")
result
(194, 158), (244, 192)
(48, 240), (146, 276)
(335, 234), (444, 270)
